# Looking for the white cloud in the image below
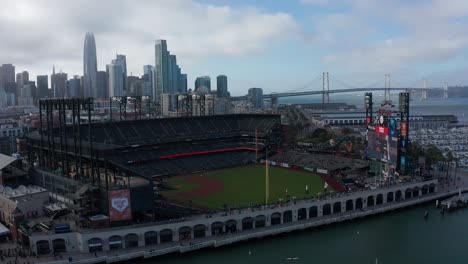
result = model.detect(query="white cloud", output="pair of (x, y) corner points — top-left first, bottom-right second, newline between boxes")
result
(0, 0), (298, 82)
(300, 0), (330, 5)
(312, 0), (468, 84)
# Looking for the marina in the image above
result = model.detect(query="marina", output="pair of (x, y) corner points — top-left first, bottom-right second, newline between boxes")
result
(410, 127), (468, 167)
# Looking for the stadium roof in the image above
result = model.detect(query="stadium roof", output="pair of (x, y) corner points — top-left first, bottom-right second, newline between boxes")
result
(0, 153), (15, 170)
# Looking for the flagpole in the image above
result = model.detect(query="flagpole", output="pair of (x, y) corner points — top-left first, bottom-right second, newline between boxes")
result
(265, 147), (269, 205)
(255, 129), (258, 162)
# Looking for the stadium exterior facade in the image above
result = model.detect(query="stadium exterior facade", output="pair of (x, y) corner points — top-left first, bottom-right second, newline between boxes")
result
(27, 179), (441, 258)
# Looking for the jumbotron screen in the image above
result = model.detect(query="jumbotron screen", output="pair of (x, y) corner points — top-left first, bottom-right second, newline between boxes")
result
(367, 125), (398, 166)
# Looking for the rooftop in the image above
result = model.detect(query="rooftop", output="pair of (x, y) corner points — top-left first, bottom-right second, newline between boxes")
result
(0, 185), (47, 199)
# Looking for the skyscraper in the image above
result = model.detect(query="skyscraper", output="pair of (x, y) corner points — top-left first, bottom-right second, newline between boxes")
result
(96, 71), (108, 98)
(113, 54), (127, 93)
(18, 81), (36, 106)
(143, 65), (154, 97)
(195, 76), (211, 93)
(36, 75), (49, 99)
(217, 75), (229, 98)
(67, 76), (81, 98)
(83, 32), (98, 98)
(0, 64), (15, 89)
(107, 57), (125, 97)
(168, 54), (179, 93)
(51, 66), (68, 98)
(108, 64), (123, 97)
(154, 39), (169, 103)
(16, 71), (29, 99)
(154, 39), (186, 111)
(179, 74), (188, 93)
(248, 87), (264, 109)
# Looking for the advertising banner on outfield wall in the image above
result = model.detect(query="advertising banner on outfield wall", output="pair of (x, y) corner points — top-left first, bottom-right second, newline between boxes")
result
(108, 189), (132, 222)
(317, 168), (328, 174)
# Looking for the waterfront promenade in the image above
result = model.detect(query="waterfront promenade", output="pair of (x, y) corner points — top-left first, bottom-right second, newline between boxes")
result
(30, 172), (468, 264)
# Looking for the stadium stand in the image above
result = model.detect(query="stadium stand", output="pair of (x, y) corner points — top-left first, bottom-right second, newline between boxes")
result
(38, 114), (281, 178)
(55, 114), (279, 147)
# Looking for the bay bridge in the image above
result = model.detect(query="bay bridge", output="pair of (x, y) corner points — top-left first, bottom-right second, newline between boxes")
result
(232, 72), (448, 104)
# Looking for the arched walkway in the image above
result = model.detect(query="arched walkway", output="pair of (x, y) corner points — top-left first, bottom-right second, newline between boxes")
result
(387, 192), (394, 203)
(88, 238), (103, 252)
(242, 217), (254, 230)
(405, 188), (412, 199)
(346, 199), (354, 211)
(52, 239), (66, 253)
(36, 240), (50, 255)
(376, 194), (383, 205)
(429, 184), (436, 193)
(271, 212), (281, 225)
(108, 235), (123, 250)
(309, 206), (318, 218)
(225, 219), (237, 233)
(322, 204), (331, 216)
(193, 224), (206, 238)
(179, 226), (192, 240)
(298, 208), (307, 220)
(355, 198), (363, 209)
(160, 229), (173, 243)
(422, 185), (429, 195)
(367, 195), (375, 207)
(211, 222), (224, 235)
(144, 231), (158, 245)
(124, 233), (139, 248)
(395, 190), (402, 201)
(255, 215), (266, 228)
(333, 202), (341, 214)
(413, 187), (420, 198)
(283, 210), (293, 223)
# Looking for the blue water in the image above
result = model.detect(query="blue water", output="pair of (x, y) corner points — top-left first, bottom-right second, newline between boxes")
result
(144, 203), (468, 264)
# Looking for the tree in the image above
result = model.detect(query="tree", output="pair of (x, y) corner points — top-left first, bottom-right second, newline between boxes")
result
(341, 127), (355, 135)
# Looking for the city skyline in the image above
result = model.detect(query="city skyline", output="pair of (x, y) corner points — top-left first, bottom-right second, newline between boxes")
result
(3, 1), (468, 95)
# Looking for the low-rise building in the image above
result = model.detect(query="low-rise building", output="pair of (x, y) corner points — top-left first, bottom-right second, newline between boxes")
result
(0, 184), (49, 240)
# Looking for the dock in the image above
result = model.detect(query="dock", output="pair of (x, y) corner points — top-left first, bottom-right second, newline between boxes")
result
(439, 191), (468, 211)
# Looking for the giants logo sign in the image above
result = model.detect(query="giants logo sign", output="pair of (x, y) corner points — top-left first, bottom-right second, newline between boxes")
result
(366, 117), (371, 126)
(108, 189), (132, 221)
(401, 122), (407, 137)
(375, 125), (389, 135)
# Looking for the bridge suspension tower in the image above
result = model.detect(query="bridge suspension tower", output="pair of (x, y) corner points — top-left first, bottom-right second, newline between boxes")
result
(443, 83), (448, 99)
(322, 72), (329, 107)
(421, 80), (428, 101)
(384, 73), (391, 102)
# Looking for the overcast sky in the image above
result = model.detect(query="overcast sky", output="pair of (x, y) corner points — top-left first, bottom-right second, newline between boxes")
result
(2, 0), (468, 95)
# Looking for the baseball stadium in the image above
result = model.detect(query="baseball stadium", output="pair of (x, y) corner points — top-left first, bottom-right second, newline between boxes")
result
(25, 100), (345, 223)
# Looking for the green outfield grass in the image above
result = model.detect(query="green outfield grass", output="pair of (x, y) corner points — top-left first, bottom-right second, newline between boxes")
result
(162, 165), (333, 209)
